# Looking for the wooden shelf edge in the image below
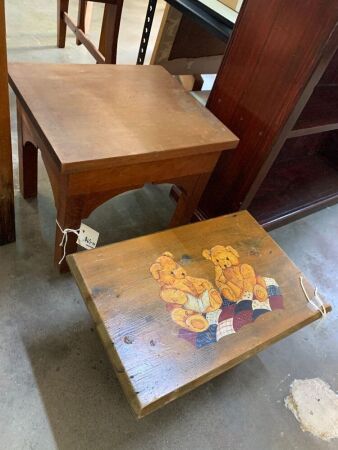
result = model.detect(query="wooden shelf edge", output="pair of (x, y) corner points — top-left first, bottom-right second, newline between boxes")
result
(288, 122), (338, 138)
(292, 84), (338, 135)
(258, 193), (338, 231)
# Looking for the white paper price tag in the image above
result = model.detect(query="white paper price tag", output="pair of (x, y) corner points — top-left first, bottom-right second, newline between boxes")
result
(76, 223), (99, 250)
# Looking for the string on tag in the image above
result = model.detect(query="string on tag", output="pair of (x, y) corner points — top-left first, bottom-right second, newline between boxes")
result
(56, 220), (80, 265)
(299, 276), (327, 318)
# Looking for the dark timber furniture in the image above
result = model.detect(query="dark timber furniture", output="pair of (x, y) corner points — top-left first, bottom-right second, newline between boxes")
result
(150, 2), (231, 84)
(141, 0), (236, 90)
(0, 1), (15, 245)
(68, 211), (330, 418)
(57, 0), (123, 63)
(138, 0), (237, 65)
(165, 0), (235, 41)
(200, 0), (338, 229)
(9, 63), (238, 272)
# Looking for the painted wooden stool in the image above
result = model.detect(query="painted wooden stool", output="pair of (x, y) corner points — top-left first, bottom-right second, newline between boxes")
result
(67, 211), (331, 417)
(9, 63), (238, 272)
(57, 0), (124, 63)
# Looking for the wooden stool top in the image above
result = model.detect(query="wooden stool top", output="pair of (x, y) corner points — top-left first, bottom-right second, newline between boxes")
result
(9, 63), (238, 174)
(67, 211), (330, 417)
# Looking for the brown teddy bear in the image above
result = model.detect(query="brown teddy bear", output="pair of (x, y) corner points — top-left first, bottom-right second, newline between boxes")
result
(150, 252), (222, 333)
(202, 245), (268, 302)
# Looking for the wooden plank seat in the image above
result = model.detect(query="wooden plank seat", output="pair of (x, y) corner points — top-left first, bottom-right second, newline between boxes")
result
(8, 63), (238, 272)
(67, 211), (331, 418)
(57, 0), (124, 64)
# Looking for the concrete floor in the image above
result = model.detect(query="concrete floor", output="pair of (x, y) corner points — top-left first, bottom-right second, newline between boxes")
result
(1, 1), (338, 449)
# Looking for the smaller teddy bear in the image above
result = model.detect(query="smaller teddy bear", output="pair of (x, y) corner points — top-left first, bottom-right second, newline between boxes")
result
(202, 245), (268, 302)
(150, 252), (222, 333)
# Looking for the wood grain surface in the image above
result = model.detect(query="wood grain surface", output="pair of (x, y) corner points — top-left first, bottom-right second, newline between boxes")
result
(68, 211), (330, 417)
(9, 63), (237, 173)
(0, 1), (15, 245)
(10, 63), (238, 271)
(202, 0), (338, 222)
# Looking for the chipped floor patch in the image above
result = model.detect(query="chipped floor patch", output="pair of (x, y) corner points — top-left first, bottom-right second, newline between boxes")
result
(285, 378), (338, 441)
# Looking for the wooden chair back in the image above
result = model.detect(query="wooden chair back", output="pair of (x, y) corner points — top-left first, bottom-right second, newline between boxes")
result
(57, 0), (124, 64)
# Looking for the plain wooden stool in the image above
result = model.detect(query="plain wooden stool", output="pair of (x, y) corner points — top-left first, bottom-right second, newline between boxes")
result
(67, 211), (331, 417)
(57, 0), (123, 63)
(9, 63), (238, 272)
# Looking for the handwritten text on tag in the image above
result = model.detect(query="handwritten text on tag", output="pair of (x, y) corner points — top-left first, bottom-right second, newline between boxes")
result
(76, 223), (99, 250)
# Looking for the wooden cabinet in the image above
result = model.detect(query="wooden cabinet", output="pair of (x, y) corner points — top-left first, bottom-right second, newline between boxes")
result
(201, 0), (338, 229)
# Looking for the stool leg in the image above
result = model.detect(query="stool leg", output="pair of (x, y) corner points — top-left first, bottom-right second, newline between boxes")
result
(76, 0), (93, 45)
(19, 143), (38, 199)
(191, 74), (204, 91)
(57, 0), (69, 48)
(99, 1), (123, 64)
(17, 107), (38, 199)
(170, 173), (211, 227)
(179, 75), (204, 91)
(55, 196), (83, 273)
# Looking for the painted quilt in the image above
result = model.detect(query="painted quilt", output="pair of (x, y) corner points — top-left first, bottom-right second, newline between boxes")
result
(177, 278), (283, 348)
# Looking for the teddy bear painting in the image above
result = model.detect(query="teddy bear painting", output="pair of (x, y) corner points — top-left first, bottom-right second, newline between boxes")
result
(150, 252), (223, 333)
(202, 245), (268, 302)
(150, 247), (283, 349)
